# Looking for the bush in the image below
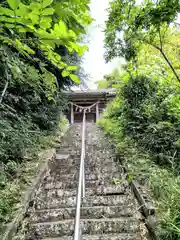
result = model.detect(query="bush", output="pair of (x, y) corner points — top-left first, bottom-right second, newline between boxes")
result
(113, 75), (180, 170)
(0, 183), (20, 224)
(0, 50), (68, 228)
(99, 116), (180, 240)
(99, 74), (180, 239)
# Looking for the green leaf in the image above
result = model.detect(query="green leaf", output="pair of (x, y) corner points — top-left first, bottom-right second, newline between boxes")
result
(28, 13), (39, 25)
(69, 42), (84, 56)
(0, 7), (15, 16)
(16, 3), (29, 16)
(58, 20), (67, 34)
(42, 0), (53, 8)
(2, 23), (15, 28)
(70, 74), (80, 84)
(41, 8), (54, 15)
(62, 70), (70, 77)
(7, 0), (21, 10)
(15, 39), (35, 54)
(29, 2), (41, 10)
(83, 45), (89, 51)
(67, 66), (78, 71)
(68, 30), (76, 38)
(40, 19), (52, 29)
(127, 173), (134, 183)
(0, 15), (16, 23)
(111, 178), (121, 185)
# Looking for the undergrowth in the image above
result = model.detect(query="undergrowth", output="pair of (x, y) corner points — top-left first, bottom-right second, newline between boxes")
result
(0, 0), (91, 234)
(98, 74), (180, 239)
(0, 116), (68, 232)
(98, 118), (180, 239)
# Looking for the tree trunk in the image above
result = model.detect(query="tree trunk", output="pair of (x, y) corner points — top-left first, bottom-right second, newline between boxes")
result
(151, 43), (180, 83)
(160, 49), (180, 83)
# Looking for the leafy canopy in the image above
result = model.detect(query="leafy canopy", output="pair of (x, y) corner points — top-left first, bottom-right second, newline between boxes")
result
(105, 0), (180, 82)
(0, 0), (92, 87)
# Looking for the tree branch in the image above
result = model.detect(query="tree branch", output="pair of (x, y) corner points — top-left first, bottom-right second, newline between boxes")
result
(0, 69), (9, 104)
(159, 50), (180, 82)
(142, 37), (180, 83)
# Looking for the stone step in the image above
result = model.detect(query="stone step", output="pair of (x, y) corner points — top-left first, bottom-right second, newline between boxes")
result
(53, 156), (116, 166)
(55, 151), (81, 157)
(42, 169), (126, 186)
(31, 205), (140, 223)
(53, 159), (117, 167)
(37, 185), (127, 199)
(42, 233), (141, 240)
(13, 123), (147, 240)
(47, 169), (119, 179)
(45, 171), (124, 182)
(42, 180), (127, 191)
(56, 150), (114, 156)
(56, 150), (115, 158)
(35, 195), (136, 210)
(29, 217), (140, 238)
(57, 166), (119, 175)
(85, 152), (115, 159)
(47, 163), (119, 175)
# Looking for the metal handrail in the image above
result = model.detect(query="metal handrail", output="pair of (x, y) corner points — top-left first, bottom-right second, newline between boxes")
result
(73, 109), (86, 240)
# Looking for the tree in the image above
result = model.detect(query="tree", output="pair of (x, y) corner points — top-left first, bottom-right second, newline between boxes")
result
(0, 0), (92, 103)
(105, 0), (180, 82)
(0, 0), (92, 225)
(0, 0), (92, 168)
(97, 68), (122, 89)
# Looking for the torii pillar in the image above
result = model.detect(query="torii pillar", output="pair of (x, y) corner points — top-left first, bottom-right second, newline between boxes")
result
(96, 102), (99, 121)
(70, 103), (74, 124)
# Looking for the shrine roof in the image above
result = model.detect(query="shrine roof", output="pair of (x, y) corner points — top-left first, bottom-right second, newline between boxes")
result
(67, 89), (116, 98)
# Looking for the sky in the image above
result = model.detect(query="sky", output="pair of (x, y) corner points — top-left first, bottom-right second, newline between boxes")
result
(82, 0), (122, 89)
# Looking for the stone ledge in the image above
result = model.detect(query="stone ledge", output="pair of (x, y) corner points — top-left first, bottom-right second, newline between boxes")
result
(130, 180), (157, 240)
(131, 180), (155, 217)
(115, 163), (157, 239)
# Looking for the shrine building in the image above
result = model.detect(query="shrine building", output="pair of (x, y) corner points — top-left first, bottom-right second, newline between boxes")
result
(66, 89), (116, 123)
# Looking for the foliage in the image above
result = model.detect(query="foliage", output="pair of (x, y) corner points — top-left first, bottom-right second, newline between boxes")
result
(0, 182), (20, 224)
(105, 73), (180, 170)
(0, 45), (68, 162)
(0, 0), (92, 85)
(104, 0), (180, 169)
(0, 0), (91, 162)
(0, 116), (69, 227)
(99, 58), (180, 240)
(97, 68), (121, 89)
(98, 110), (180, 240)
(103, 1), (180, 238)
(0, 0), (91, 227)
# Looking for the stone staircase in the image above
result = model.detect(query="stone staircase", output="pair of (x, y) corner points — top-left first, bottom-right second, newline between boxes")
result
(14, 123), (149, 240)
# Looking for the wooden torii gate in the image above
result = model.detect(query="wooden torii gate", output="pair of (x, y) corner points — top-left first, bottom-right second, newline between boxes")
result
(67, 89), (116, 124)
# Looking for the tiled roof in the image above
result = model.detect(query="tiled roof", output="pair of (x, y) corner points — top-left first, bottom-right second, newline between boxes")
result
(67, 88), (116, 96)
